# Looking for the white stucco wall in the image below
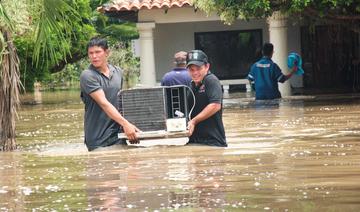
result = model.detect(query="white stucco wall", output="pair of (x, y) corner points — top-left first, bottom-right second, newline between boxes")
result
(287, 23), (303, 87)
(138, 7), (303, 87)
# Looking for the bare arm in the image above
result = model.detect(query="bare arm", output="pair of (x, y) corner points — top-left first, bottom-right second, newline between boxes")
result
(187, 103), (221, 136)
(89, 89), (140, 143)
(284, 63), (299, 80)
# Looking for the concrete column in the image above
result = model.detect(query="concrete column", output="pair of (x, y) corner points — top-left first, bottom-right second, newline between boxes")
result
(136, 22), (156, 86)
(268, 12), (291, 97)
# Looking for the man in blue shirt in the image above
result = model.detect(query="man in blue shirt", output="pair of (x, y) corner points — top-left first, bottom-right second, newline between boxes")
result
(161, 51), (192, 86)
(248, 43), (297, 100)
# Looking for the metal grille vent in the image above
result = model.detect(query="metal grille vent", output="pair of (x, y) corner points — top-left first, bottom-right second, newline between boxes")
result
(118, 87), (167, 131)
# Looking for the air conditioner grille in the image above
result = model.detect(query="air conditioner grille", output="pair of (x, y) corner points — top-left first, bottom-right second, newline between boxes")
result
(118, 88), (167, 131)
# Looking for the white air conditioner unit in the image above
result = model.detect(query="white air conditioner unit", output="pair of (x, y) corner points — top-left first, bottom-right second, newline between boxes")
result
(117, 85), (191, 140)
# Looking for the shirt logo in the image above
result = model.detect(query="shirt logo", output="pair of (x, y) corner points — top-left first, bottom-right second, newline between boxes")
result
(256, 63), (271, 68)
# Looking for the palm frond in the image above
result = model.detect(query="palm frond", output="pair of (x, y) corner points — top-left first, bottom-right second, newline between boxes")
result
(32, 0), (81, 67)
(0, 2), (14, 31)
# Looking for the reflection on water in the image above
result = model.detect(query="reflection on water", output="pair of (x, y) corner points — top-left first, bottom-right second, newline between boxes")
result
(1, 90), (360, 210)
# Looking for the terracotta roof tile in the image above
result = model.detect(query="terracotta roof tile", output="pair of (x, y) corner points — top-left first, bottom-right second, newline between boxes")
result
(98, 0), (192, 12)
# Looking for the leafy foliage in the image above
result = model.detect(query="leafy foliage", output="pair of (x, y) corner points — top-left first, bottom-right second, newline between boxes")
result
(1, 0), (140, 150)
(32, 0), (80, 67)
(108, 43), (140, 88)
(10, 0), (97, 90)
(44, 42), (140, 90)
(193, 0), (360, 31)
(11, 0), (139, 91)
(0, 0), (27, 33)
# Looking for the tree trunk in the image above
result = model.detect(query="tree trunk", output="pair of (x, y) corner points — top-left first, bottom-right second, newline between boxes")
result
(0, 29), (21, 151)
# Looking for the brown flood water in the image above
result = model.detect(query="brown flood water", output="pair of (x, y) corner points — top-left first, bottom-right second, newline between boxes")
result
(1, 89), (360, 211)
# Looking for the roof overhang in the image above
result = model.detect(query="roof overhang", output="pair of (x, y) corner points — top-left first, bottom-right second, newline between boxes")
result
(97, 0), (223, 24)
(97, 0), (192, 13)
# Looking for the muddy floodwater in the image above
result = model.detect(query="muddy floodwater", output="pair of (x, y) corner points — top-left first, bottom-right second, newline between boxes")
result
(1, 89), (360, 211)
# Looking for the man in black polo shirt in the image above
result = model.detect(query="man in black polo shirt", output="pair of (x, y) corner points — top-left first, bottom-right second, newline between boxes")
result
(186, 50), (227, 147)
(80, 37), (140, 151)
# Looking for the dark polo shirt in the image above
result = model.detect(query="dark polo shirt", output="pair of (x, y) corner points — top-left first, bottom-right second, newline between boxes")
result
(80, 64), (123, 151)
(188, 71), (227, 147)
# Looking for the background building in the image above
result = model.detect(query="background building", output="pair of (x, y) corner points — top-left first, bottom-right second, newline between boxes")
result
(99, 0), (360, 95)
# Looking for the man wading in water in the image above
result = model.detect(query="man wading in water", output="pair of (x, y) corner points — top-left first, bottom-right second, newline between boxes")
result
(80, 37), (140, 151)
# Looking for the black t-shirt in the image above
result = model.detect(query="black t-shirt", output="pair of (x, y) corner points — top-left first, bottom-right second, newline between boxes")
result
(188, 72), (227, 147)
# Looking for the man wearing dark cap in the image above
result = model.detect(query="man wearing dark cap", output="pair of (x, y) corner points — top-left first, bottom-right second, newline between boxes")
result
(161, 51), (191, 86)
(186, 50), (227, 147)
(248, 43), (297, 100)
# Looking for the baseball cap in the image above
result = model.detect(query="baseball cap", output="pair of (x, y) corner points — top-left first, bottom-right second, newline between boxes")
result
(186, 50), (208, 68)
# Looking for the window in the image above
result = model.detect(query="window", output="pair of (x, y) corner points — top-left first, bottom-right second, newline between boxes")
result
(195, 29), (262, 80)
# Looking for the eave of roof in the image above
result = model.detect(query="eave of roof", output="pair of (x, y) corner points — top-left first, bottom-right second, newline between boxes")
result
(97, 0), (193, 13)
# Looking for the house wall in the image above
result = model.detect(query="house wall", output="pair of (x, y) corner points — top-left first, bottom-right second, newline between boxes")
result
(139, 7), (303, 87)
(287, 24), (303, 87)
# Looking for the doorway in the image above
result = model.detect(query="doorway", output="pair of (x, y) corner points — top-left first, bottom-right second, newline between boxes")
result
(301, 25), (360, 91)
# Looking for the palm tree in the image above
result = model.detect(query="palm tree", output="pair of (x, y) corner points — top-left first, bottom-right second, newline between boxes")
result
(0, 0), (79, 151)
(0, 3), (20, 151)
